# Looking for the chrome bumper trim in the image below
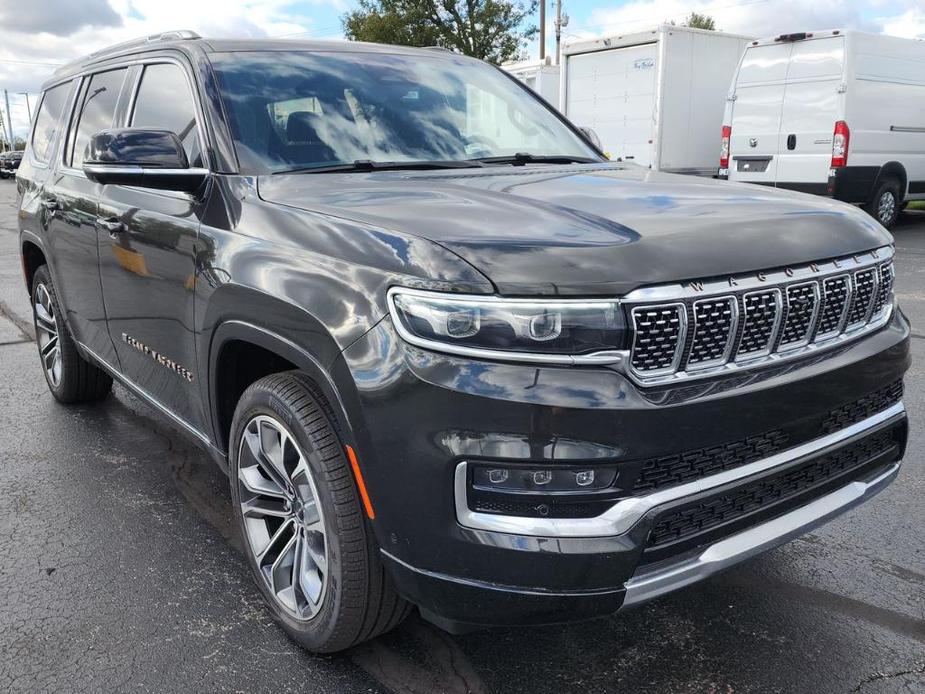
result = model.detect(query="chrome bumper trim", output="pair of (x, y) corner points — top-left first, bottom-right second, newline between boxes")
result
(620, 461), (901, 608)
(454, 401), (905, 538)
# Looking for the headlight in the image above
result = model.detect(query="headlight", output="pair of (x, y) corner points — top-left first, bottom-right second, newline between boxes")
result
(387, 288), (626, 364)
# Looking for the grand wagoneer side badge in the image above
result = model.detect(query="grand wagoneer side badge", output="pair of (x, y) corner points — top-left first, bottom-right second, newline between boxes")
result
(122, 333), (194, 382)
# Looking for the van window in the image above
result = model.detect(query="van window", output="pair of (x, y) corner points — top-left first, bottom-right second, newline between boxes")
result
(30, 82), (72, 163)
(736, 44), (791, 84)
(787, 38), (844, 80)
(67, 68), (128, 168)
(131, 63), (203, 167)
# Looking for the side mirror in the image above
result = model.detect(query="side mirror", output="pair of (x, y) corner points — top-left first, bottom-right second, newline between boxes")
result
(579, 126), (602, 151)
(82, 128), (207, 193)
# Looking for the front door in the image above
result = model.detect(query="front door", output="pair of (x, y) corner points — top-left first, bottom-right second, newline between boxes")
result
(98, 60), (209, 432)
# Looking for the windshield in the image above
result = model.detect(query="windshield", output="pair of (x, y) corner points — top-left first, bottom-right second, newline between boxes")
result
(210, 50), (599, 174)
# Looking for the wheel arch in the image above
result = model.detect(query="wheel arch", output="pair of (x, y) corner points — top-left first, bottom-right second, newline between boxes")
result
(20, 232), (49, 294)
(206, 317), (364, 460)
(875, 162), (908, 201)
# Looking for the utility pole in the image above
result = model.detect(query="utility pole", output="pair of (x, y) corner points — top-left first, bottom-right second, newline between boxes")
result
(554, 0), (568, 65)
(539, 0), (546, 61)
(3, 90), (12, 150)
(19, 92), (32, 125)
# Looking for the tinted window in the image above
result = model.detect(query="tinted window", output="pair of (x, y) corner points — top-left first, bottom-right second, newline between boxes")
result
(131, 63), (203, 167)
(31, 82), (72, 163)
(68, 68), (127, 168)
(210, 51), (596, 174)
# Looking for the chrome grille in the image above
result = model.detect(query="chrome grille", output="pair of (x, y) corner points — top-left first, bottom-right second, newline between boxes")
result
(736, 290), (781, 359)
(630, 305), (685, 374)
(626, 249), (895, 383)
(816, 275), (851, 339)
(872, 262), (894, 316)
(779, 282), (820, 349)
(688, 298), (737, 368)
(847, 268), (877, 329)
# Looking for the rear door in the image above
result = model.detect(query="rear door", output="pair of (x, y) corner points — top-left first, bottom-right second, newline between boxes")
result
(775, 37), (845, 187)
(727, 43), (792, 184)
(565, 43), (658, 164)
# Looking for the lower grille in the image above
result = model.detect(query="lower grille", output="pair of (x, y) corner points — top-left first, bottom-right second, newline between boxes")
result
(644, 424), (903, 556)
(631, 379), (904, 495)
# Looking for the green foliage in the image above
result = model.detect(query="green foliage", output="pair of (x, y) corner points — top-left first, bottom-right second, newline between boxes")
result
(342, 0), (539, 64)
(683, 12), (716, 30)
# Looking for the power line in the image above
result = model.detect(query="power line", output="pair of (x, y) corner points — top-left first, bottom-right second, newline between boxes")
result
(0, 58), (63, 67)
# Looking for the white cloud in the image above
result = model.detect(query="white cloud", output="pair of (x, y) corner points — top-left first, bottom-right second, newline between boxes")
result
(583, 0), (881, 41)
(879, 7), (925, 38)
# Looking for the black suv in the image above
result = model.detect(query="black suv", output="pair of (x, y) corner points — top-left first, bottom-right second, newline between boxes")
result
(16, 31), (910, 653)
(0, 150), (23, 178)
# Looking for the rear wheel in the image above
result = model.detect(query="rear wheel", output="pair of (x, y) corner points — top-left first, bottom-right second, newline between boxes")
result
(31, 265), (112, 403)
(229, 372), (409, 653)
(866, 177), (902, 228)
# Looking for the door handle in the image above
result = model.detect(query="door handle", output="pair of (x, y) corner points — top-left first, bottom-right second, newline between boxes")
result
(96, 217), (125, 236)
(41, 197), (58, 212)
(787, 134), (797, 150)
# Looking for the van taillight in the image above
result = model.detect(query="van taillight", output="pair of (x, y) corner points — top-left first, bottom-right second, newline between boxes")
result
(831, 121), (850, 168)
(720, 125), (731, 169)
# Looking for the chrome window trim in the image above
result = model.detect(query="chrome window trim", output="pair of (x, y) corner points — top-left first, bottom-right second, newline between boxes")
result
(778, 280), (822, 352)
(628, 303), (688, 377)
(734, 288), (783, 362)
(454, 401), (905, 538)
(686, 296), (740, 370)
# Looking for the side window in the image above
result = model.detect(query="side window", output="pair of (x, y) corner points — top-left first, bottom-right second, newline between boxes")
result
(68, 68), (128, 169)
(131, 63), (203, 167)
(30, 82), (72, 163)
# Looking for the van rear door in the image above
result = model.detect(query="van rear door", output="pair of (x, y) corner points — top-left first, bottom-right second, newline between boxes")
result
(776, 36), (845, 189)
(564, 43), (658, 165)
(727, 42), (792, 184)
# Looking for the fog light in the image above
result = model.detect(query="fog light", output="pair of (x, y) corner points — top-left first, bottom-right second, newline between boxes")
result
(488, 469), (508, 484)
(533, 470), (553, 485)
(575, 470), (595, 486)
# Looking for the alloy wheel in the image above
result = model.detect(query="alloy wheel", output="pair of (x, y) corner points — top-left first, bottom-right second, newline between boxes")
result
(237, 414), (328, 621)
(34, 283), (62, 388)
(878, 191), (896, 225)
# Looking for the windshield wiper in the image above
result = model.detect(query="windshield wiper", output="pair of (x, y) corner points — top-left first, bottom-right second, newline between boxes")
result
(472, 153), (600, 166)
(274, 159), (487, 174)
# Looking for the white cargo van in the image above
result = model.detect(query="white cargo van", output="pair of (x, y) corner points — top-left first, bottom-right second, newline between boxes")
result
(503, 58), (560, 109)
(721, 30), (925, 228)
(560, 25), (753, 174)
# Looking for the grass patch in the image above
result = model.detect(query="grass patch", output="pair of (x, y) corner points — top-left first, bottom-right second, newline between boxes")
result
(906, 201), (925, 210)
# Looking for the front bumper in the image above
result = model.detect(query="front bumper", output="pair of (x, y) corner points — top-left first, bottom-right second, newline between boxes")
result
(338, 309), (911, 629)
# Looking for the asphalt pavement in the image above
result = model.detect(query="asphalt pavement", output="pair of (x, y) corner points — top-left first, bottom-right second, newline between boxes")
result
(0, 180), (922, 694)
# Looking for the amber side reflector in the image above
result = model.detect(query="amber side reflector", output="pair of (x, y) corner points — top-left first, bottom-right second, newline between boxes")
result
(346, 445), (376, 519)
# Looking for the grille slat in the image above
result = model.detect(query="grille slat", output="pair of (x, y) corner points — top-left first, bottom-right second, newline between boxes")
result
(627, 255), (894, 381)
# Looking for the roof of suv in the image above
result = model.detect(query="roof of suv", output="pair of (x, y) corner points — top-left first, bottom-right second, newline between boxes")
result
(49, 29), (460, 86)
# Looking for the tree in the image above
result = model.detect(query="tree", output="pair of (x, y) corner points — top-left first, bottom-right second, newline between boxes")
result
(342, 0), (539, 64)
(682, 12), (716, 30)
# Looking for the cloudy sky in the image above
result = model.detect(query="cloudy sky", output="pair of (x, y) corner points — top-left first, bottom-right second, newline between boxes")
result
(1, 0), (923, 140)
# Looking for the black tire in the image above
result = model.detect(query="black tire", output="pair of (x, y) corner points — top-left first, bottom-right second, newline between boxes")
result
(31, 265), (112, 404)
(229, 371), (410, 653)
(865, 177), (902, 228)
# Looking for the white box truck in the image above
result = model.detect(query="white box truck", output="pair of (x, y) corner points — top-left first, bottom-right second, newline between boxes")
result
(504, 58), (561, 109)
(721, 29), (925, 228)
(560, 25), (753, 174)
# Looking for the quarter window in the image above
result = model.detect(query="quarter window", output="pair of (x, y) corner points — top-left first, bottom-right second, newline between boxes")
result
(68, 68), (128, 168)
(30, 82), (72, 163)
(131, 63), (203, 167)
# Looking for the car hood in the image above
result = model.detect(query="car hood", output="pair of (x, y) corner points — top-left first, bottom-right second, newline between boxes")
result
(258, 164), (891, 295)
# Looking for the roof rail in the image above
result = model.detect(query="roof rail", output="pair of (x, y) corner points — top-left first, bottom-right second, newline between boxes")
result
(54, 30), (201, 75)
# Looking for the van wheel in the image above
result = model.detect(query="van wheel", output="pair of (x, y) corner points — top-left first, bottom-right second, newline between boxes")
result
(31, 265), (112, 403)
(866, 177), (902, 228)
(229, 372), (410, 653)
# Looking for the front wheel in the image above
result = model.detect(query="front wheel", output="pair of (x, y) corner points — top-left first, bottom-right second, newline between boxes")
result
(229, 372), (409, 653)
(866, 177), (902, 228)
